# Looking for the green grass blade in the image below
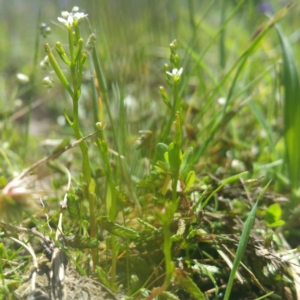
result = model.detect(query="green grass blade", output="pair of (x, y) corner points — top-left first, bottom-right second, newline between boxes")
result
(275, 24), (300, 199)
(200, 171), (249, 210)
(187, 6), (291, 168)
(223, 180), (271, 300)
(248, 100), (275, 152)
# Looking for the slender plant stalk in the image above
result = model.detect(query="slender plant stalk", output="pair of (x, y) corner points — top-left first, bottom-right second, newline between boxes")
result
(44, 12), (97, 267)
(95, 123), (117, 285)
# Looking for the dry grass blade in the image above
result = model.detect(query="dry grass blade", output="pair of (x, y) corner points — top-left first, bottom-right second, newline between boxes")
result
(16, 130), (101, 180)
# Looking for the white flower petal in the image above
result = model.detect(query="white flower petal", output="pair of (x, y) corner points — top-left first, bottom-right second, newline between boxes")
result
(57, 17), (68, 25)
(67, 15), (74, 25)
(74, 12), (88, 20)
(61, 11), (69, 18)
(172, 68), (178, 75)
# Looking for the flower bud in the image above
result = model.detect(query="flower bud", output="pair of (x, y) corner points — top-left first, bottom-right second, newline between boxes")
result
(159, 86), (171, 109)
(86, 33), (97, 50)
(16, 73), (30, 84)
(40, 56), (50, 70)
(40, 23), (51, 38)
(42, 76), (53, 88)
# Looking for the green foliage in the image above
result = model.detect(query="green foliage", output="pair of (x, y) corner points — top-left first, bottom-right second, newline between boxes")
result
(223, 180), (271, 300)
(174, 269), (205, 300)
(265, 203), (285, 228)
(96, 265), (114, 291)
(275, 23), (300, 200)
(1, 1), (299, 299)
(97, 217), (140, 240)
(65, 235), (99, 249)
(67, 192), (81, 221)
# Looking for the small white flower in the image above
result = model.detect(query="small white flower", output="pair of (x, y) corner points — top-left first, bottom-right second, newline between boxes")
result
(58, 7), (88, 27)
(166, 68), (183, 77)
(218, 97), (226, 105)
(61, 11), (69, 18)
(166, 67), (183, 81)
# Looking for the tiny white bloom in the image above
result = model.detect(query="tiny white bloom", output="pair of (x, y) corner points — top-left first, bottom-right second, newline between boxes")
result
(57, 7), (88, 27)
(61, 11), (69, 18)
(166, 67), (183, 81)
(74, 12), (88, 20)
(218, 97), (226, 105)
(16, 73), (30, 84)
(166, 68), (183, 77)
(177, 67), (183, 76)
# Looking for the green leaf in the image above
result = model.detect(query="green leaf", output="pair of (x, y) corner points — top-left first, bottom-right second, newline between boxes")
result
(266, 220), (285, 228)
(96, 265), (114, 291)
(168, 142), (182, 173)
(275, 23), (300, 198)
(88, 178), (95, 194)
(116, 186), (134, 207)
(159, 291), (180, 300)
(65, 235), (98, 249)
(98, 217), (140, 240)
(171, 219), (186, 241)
(192, 261), (219, 297)
(156, 142), (169, 162)
(164, 151), (169, 164)
(137, 170), (163, 189)
(184, 171), (195, 193)
(136, 218), (160, 233)
(265, 203), (285, 228)
(265, 203), (282, 224)
(67, 193), (80, 220)
(0, 243), (4, 257)
(180, 147), (194, 177)
(175, 269), (205, 299)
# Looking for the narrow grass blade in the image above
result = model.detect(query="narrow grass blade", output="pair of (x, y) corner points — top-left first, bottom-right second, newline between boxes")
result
(254, 291), (274, 300)
(185, 4), (292, 167)
(223, 180), (271, 300)
(200, 171), (249, 209)
(275, 23), (300, 199)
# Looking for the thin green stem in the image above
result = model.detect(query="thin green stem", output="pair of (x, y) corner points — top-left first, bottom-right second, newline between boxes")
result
(95, 125), (117, 285)
(71, 94), (96, 239)
(68, 26), (74, 61)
